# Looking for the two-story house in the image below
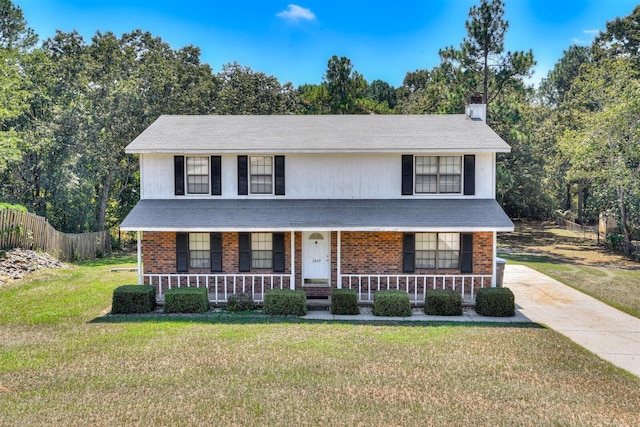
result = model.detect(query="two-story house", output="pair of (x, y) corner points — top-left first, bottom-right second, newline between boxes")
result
(120, 104), (513, 304)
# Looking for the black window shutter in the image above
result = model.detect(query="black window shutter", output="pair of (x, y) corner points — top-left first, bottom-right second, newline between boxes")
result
(463, 155), (475, 196)
(238, 233), (251, 272)
(176, 233), (188, 272)
(174, 156), (185, 196)
(211, 156), (221, 196)
(401, 155), (413, 195)
(210, 233), (222, 272)
(237, 156), (248, 195)
(274, 156), (285, 195)
(461, 234), (473, 273)
(403, 233), (415, 272)
(272, 233), (285, 272)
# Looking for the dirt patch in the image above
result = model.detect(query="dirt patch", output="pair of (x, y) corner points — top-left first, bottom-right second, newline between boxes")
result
(0, 248), (67, 285)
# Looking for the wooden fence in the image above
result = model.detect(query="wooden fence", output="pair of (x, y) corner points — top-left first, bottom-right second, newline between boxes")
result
(0, 209), (111, 261)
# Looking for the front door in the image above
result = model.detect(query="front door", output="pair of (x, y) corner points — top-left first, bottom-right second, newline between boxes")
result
(302, 231), (331, 285)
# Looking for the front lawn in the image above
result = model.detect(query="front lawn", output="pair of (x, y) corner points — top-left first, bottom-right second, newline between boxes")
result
(0, 255), (639, 425)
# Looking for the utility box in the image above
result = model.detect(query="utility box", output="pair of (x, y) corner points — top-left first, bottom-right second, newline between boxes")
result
(495, 257), (506, 287)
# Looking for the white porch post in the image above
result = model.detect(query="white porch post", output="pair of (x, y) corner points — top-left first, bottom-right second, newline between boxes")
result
(290, 231), (295, 290)
(337, 231), (342, 289)
(491, 231), (497, 287)
(137, 230), (142, 285)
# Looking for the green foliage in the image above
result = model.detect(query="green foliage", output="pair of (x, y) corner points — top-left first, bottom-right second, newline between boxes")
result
(262, 289), (307, 316)
(425, 290), (463, 316)
(323, 55), (369, 114)
(373, 290), (412, 317)
(163, 287), (210, 314)
(0, 202), (27, 211)
(226, 292), (255, 312)
(330, 289), (360, 315)
(111, 285), (155, 314)
(475, 287), (515, 317)
(438, 0), (535, 106)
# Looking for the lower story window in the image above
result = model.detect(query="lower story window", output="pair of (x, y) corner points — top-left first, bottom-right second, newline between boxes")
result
(189, 233), (210, 269)
(415, 233), (460, 269)
(251, 233), (272, 269)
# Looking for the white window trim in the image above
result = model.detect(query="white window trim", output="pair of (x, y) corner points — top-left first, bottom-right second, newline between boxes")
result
(414, 155), (463, 195)
(415, 232), (461, 270)
(248, 155), (274, 196)
(185, 156), (210, 196)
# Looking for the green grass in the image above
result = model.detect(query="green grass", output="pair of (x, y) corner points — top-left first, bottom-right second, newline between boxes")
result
(1, 255), (639, 425)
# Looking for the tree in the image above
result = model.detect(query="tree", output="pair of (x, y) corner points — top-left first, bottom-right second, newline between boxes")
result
(559, 59), (640, 252)
(439, 0), (535, 110)
(216, 62), (297, 114)
(323, 55), (368, 114)
(367, 80), (396, 109)
(538, 45), (591, 107)
(594, 5), (640, 68)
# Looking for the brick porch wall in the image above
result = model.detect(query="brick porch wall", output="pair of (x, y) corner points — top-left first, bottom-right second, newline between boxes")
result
(143, 231), (494, 279)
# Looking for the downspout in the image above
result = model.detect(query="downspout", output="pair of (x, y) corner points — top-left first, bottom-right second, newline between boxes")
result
(492, 231), (497, 287)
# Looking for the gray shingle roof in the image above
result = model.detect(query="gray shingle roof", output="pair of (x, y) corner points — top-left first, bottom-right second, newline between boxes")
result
(125, 115), (511, 154)
(120, 199), (514, 232)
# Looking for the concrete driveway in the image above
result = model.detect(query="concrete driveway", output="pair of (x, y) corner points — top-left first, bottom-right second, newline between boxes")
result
(505, 264), (640, 377)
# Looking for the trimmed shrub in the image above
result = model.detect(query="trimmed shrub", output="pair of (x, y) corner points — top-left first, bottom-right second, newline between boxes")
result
(263, 289), (307, 316)
(227, 292), (255, 312)
(373, 290), (412, 317)
(425, 289), (463, 316)
(475, 287), (515, 317)
(163, 287), (210, 314)
(111, 285), (156, 314)
(330, 289), (360, 315)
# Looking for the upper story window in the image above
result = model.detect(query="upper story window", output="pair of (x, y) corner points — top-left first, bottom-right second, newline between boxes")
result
(186, 157), (209, 194)
(249, 156), (273, 194)
(415, 156), (461, 194)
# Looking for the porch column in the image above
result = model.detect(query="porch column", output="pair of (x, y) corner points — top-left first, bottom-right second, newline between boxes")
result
(290, 231), (295, 290)
(491, 231), (497, 287)
(337, 231), (342, 289)
(137, 230), (142, 285)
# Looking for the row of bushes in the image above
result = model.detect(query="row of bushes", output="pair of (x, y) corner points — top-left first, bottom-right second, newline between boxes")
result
(112, 286), (515, 317)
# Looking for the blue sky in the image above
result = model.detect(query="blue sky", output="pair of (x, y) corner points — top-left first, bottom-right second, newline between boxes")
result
(15, 0), (640, 88)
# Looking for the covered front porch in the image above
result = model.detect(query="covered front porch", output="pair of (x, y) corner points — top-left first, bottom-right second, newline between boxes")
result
(121, 198), (513, 305)
(142, 270), (494, 305)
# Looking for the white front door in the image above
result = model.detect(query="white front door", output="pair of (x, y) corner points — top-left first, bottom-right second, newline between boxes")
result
(302, 231), (331, 285)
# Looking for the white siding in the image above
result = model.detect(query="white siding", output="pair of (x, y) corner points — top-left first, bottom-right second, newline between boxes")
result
(140, 153), (496, 199)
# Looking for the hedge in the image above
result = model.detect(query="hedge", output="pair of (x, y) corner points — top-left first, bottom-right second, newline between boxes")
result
(425, 289), (462, 316)
(263, 289), (307, 316)
(163, 287), (210, 314)
(111, 285), (156, 314)
(330, 289), (360, 315)
(373, 290), (412, 317)
(227, 292), (255, 312)
(475, 287), (515, 317)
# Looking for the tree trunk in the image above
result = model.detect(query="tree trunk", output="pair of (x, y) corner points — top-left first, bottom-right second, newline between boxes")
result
(617, 185), (632, 256)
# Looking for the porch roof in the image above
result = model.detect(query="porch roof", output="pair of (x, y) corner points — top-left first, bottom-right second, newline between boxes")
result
(120, 199), (514, 232)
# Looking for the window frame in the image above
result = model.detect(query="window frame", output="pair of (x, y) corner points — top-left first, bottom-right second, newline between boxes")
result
(414, 155), (462, 194)
(248, 155), (274, 195)
(251, 232), (273, 269)
(415, 232), (460, 270)
(185, 156), (210, 195)
(188, 233), (211, 270)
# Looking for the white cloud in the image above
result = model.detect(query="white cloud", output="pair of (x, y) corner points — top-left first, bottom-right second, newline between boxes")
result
(276, 4), (316, 22)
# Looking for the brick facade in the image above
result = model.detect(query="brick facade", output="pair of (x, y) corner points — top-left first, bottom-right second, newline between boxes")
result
(143, 231), (494, 280)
